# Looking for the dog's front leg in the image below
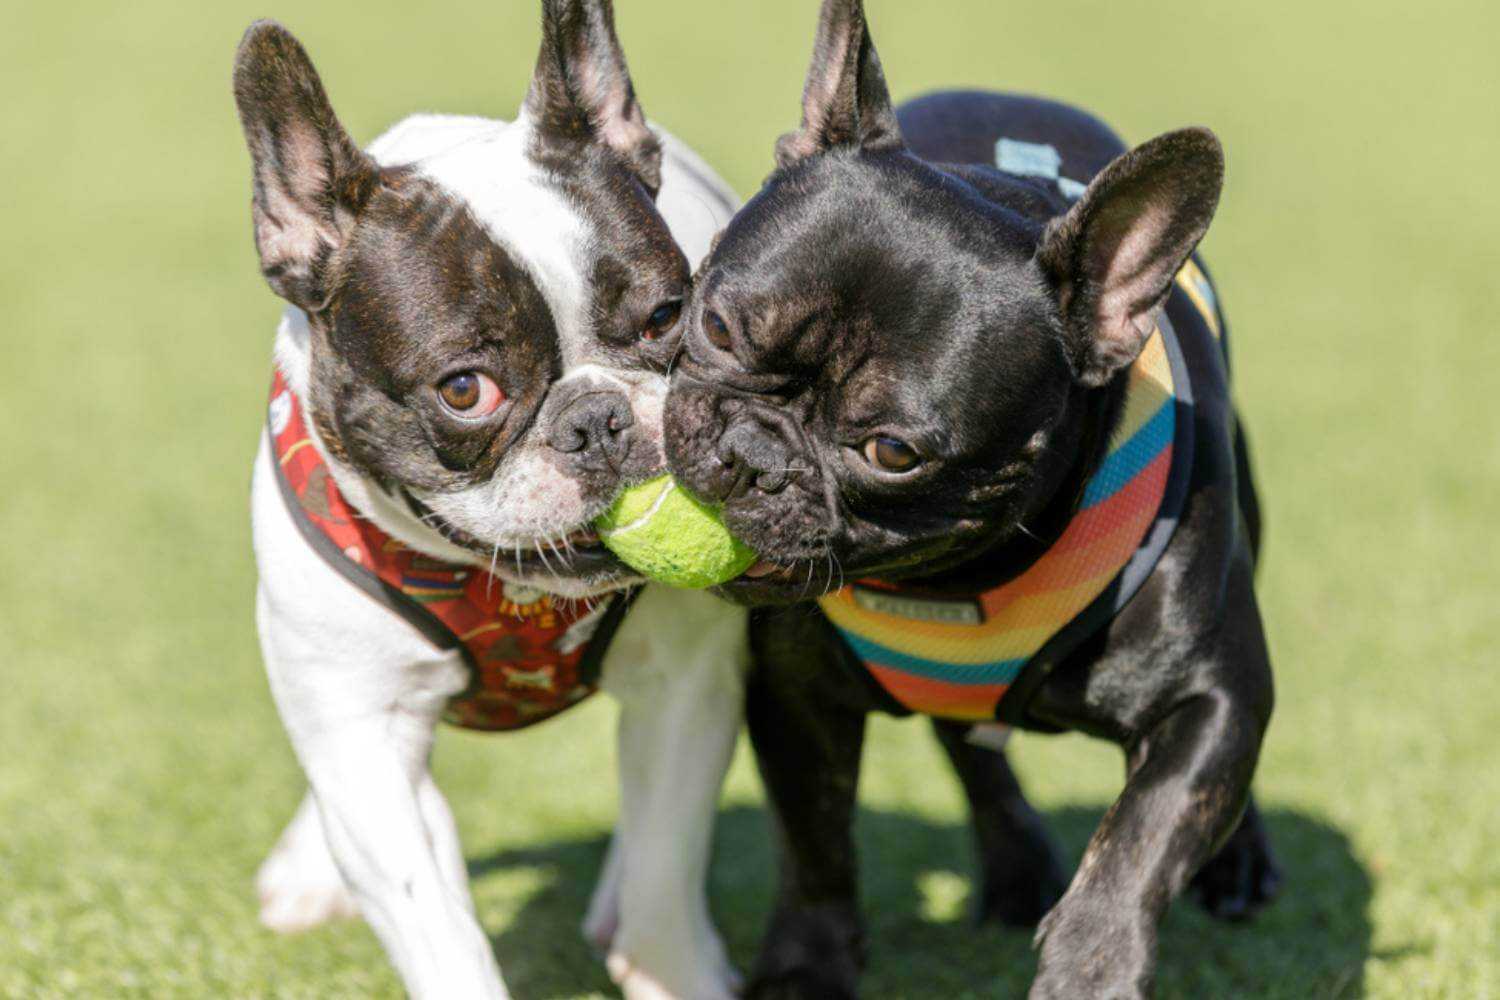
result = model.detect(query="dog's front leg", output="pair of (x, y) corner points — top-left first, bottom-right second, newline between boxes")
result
(259, 774), (474, 935)
(258, 619), (504, 999)
(1029, 600), (1271, 999)
(742, 611), (867, 1000)
(296, 719), (503, 999)
(252, 447), (506, 1000)
(600, 588), (749, 1000)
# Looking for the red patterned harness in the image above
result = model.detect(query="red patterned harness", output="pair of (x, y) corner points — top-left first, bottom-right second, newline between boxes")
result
(267, 369), (635, 731)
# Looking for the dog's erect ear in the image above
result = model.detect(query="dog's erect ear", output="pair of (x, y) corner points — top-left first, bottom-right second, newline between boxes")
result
(233, 21), (378, 312)
(525, 0), (662, 194)
(775, 0), (903, 169)
(1036, 128), (1224, 387)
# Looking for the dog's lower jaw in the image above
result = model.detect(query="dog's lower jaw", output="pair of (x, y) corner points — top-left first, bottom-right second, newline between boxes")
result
(492, 562), (642, 601)
(396, 486), (639, 598)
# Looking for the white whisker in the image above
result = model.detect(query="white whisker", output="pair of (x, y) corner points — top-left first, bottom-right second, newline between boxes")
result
(486, 542), (502, 597)
(665, 337), (688, 378)
(533, 541), (564, 583)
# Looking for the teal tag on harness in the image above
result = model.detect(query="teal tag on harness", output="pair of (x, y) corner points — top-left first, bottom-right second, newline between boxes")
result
(995, 137), (1087, 200)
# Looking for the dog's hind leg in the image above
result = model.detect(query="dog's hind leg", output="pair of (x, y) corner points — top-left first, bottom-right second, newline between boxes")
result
(257, 791), (358, 933)
(258, 758), (478, 937)
(929, 720), (1067, 928)
(1187, 794), (1282, 921)
(1185, 417), (1280, 921)
(258, 772), (476, 934)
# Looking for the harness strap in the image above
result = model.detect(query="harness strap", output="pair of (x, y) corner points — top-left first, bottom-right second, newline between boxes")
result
(265, 371), (636, 732)
(996, 299), (1197, 726)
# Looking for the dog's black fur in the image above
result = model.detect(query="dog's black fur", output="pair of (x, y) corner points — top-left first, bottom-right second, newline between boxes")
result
(663, 1), (1279, 995)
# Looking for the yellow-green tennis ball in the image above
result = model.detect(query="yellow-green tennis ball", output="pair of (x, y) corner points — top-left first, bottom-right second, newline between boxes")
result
(596, 475), (757, 589)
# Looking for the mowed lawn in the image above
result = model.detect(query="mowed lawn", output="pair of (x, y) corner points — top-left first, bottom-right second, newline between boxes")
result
(2, 0), (1497, 996)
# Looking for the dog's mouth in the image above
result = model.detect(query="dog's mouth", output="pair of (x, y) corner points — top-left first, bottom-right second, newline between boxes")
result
(399, 489), (622, 579)
(720, 534), (973, 605)
(710, 557), (845, 606)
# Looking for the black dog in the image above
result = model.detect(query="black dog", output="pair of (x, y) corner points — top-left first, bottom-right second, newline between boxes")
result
(665, 1), (1279, 995)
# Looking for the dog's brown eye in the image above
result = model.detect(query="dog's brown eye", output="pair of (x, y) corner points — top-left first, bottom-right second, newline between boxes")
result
(703, 310), (732, 350)
(437, 372), (504, 418)
(863, 436), (921, 473)
(642, 300), (682, 341)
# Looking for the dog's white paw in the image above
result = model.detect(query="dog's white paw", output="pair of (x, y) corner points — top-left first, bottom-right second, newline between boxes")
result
(607, 944), (741, 1000)
(256, 846), (359, 933)
(608, 957), (739, 1000)
(256, 800), (360, 934)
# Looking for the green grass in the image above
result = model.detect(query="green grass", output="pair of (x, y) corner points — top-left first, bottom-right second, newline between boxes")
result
(2, 0), (1497, 996)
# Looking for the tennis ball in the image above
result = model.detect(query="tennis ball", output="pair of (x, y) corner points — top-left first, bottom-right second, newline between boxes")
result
(596, 475), (757, 589)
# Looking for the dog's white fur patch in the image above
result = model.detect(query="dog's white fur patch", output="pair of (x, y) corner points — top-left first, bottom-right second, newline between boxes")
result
(377, 114), (594, 368)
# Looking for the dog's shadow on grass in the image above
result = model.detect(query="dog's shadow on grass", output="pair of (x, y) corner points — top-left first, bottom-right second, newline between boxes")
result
(470, 804), (1374, 999)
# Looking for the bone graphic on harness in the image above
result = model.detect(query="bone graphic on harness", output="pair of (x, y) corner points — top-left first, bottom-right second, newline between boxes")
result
(503, 666), (557, 692)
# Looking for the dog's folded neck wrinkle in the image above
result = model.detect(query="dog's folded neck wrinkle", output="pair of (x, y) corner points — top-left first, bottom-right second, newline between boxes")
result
(902, 377), (1128, 595)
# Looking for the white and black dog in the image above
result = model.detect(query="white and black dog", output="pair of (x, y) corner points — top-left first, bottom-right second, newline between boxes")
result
(235, 6), (747, 998)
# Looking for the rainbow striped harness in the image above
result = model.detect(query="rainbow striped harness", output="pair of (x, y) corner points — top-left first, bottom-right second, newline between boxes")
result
(817, 146), (1225, 727)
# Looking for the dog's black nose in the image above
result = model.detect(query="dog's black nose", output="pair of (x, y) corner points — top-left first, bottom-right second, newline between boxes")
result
(548, 391), (634, 470)
(718, 420), (796, 496)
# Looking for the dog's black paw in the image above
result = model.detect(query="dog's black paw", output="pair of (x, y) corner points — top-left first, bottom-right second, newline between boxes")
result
(1190, 803), (1283, 921)
(747, 970), (859, 1000)
(750, 904), (863, 1000)
(972, 824), (1069, 928)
